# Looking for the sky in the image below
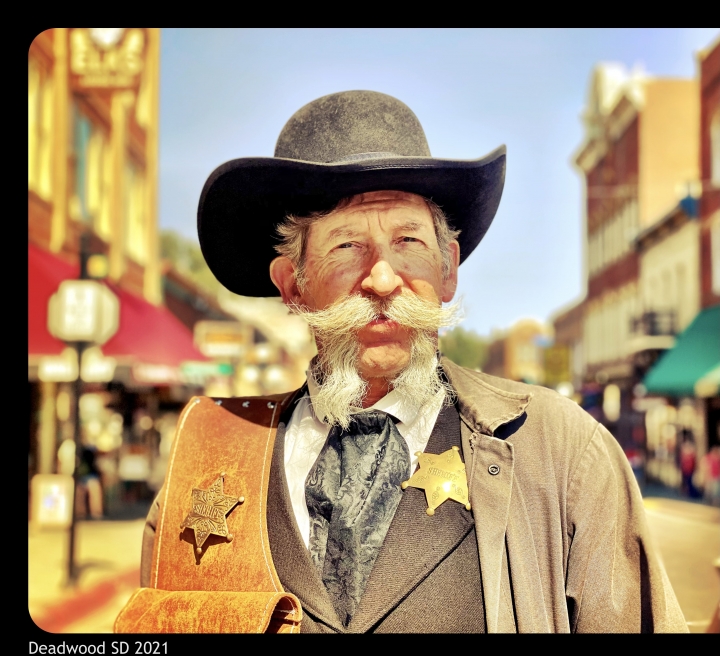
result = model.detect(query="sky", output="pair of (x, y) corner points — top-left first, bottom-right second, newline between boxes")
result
(158, 28), (719, 337)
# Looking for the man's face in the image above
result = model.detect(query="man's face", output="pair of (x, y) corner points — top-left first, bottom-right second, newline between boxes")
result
(274, 191), (459, 382)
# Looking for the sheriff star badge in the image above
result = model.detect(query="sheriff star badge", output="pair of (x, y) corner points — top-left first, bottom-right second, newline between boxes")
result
(401, 446), (471, 516)
(180, 473), (244, 554)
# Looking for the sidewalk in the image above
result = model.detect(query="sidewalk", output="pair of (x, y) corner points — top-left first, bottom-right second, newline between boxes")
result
(29, 518), (145, 633)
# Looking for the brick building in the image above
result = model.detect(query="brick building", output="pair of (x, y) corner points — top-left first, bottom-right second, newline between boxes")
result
(28, 29), (208, 511)
(482, 319), (550, 385)
(29, 28), (161, 301)
(699, 37), (720, 309)
(575, 64), (699, 389)
(550, 299), (585, 391)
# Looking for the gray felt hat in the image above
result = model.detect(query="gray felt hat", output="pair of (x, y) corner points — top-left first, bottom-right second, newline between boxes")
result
(198, 90), (506, 297)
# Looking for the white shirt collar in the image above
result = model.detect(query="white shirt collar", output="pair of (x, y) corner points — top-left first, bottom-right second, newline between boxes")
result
(306, 371), (425, 426)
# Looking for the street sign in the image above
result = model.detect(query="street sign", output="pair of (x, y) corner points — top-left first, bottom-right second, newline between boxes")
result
(194, 321), (250, 358)
(38, 347), (79, 382)
(180, 361), (233, 385)
(80, 346), (116, 382)
(37, 346), (116, 382)
(48, 280), (119, 344)
(30, 474), (74, 528)
(543, 344), (571, 388)
(132, 363), (182, 385)
(69, 28), (146, 91)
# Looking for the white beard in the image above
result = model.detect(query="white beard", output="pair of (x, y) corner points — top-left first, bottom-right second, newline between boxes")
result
(292, 293), (461, 429)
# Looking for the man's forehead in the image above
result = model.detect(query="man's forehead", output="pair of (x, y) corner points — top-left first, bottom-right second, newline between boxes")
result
(316, 190), (433, 229)
(346, 190), (427, 207)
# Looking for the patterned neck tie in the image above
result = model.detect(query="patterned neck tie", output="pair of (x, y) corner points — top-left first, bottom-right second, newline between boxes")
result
(305, 410), (411, 626)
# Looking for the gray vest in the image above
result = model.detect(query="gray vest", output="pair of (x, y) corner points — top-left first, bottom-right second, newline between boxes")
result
(267, 400), (486, 633)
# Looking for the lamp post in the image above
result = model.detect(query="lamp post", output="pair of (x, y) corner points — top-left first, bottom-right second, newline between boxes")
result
(67, 233), (89, 587)
(46, 231), (119, 586)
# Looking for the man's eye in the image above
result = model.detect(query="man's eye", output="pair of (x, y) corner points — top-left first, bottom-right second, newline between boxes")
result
(337, 242), (354, 249)
(401, 236), (419, 243)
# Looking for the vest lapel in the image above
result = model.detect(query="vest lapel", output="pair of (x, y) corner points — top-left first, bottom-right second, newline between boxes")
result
(348, 403), (474, 633)
(266, 406), (346, 632)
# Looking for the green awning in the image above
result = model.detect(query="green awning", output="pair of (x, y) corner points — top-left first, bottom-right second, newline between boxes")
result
(644, 305), (720, 397)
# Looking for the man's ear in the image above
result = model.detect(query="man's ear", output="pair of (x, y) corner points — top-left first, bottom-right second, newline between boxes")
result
(440, 240), (460, 303)
(270, 256), (302, 305)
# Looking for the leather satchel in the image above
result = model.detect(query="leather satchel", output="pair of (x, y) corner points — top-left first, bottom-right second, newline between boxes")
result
(114, 394), (302, 633)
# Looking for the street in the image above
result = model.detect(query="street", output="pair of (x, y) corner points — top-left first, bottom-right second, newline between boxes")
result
(643, 497), (720, 632)
(29, 518), (145, 633)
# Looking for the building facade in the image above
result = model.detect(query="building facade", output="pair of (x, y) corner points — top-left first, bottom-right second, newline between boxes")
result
(565, 44), (720, 497)
(697, 36), (720, 490)
(482, 319), (550, 385)
(29, 28), (161, 302)
(699, 37), (720, 309)
(575, 65), (699, 390)
(28, 29), (209, 516)
(549, 299), (585, 393)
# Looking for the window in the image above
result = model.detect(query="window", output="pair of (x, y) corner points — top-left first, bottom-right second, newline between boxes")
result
(70, 103), (110, 234)
(712, 109), (720, 186)
(712, 212), (720, 296)
(28, 57), (53, 199)
(71, 106), (92, 222)
(124, 161), (147, 263)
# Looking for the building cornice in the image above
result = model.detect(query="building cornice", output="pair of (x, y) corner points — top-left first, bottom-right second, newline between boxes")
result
(633, 202), (694, 252)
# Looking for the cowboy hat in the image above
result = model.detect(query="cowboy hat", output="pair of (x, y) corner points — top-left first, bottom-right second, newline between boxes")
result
(197, 90), (506, 297)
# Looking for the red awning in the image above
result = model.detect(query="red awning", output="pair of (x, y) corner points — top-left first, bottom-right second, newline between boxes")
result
(29, 243), (77, 356)
(28, 244), (207, 370)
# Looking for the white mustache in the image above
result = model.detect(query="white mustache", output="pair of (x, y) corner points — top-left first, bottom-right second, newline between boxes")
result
(293, 292), (462, 336)
(291, 292), (461, 429)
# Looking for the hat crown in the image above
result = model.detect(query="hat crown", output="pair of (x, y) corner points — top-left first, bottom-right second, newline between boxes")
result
(274, 90), (431, 163)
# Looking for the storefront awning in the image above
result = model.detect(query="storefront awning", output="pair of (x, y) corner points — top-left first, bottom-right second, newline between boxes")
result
(29, 244), (207, 380)
(643, 305), (720, 397)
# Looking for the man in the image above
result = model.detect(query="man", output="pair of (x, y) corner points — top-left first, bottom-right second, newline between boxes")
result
(137, 90), (686, 633)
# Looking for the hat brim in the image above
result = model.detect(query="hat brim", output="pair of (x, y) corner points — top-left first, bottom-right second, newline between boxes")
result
(197, 146), (506, 297)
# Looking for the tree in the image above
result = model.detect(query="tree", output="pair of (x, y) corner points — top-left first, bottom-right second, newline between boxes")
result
(439, 326), (488, 371)
(160, 230), (220, 296)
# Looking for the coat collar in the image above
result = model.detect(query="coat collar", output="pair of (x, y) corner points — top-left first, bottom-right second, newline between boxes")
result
(440, 357), (532, 436)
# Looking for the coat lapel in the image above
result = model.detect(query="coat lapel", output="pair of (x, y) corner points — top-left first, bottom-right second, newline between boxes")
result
(441, 359), (532, 633)
(266, 394), (346, 632)
(465, 428), (516, 632)
(348, 402), (474, 633)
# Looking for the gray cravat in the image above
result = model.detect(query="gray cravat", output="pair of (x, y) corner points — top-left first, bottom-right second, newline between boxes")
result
(305, 410), (410, 626)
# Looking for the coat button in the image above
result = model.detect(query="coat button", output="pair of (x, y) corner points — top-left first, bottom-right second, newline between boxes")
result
(488, 464), (500, 475)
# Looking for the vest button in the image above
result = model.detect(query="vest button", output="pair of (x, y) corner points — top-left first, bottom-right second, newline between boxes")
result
(488, 464), (500, 475)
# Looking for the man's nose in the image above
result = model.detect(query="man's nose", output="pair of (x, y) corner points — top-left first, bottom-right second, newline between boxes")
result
(361, 259), (403, 297)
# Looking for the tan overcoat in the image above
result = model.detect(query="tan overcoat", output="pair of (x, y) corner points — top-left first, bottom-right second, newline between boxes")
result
(438, 359), (686, 632)
(140, 358), (687, 632)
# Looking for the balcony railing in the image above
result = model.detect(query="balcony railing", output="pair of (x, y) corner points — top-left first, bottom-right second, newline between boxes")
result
(631, 311), (677, 337)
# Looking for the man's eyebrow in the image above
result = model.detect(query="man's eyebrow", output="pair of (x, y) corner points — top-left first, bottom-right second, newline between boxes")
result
(324, 220), (426, 242)
(325, 226), (360, 241)
(394, 220), (425, 232)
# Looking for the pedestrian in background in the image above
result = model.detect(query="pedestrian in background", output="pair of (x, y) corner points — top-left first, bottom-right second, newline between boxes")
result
(700, 446), (720, 507)
(77, 445), (104, 519)
(680, 435), (698, 498)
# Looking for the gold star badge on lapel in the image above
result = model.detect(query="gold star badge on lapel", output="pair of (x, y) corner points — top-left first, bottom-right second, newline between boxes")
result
(180, 473), (244, 554)
(401, 446), (471, 516)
